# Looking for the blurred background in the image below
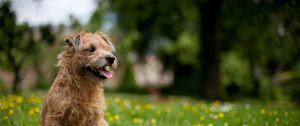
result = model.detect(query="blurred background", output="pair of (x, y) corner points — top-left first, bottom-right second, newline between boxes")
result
(0, 0), (299, 103)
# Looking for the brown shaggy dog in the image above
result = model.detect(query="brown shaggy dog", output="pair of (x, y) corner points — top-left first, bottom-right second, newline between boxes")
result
(41, 32), (117, 126)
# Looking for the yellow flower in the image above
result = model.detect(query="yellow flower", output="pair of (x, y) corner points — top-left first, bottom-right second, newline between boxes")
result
(114, 115), (120, 121)
(34, 107), (40, 113)
(151, 118), (156, 124)
(0, 102), (8, 110)
(16, 96), (23, 104)
(133, 117), (139, 123)
(108, 116), (114, 122)
(29, 95), (42, 104)
(260, 109), (266, 114)
(284, 112), (289, 117)
(218, 112), (224, 119)
(275, 117), (280, 122)
(28, 109), (35, 116)
(213, 100), (221, 107)
(194, 124), (203, 126)
(208, 123), (214, 126)
(9, 109), (14, 115)
(9, 102), (14, 108)
(145, 104), (152, 110)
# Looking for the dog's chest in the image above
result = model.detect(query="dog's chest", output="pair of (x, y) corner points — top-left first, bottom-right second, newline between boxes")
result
(61, 96), (104, 125)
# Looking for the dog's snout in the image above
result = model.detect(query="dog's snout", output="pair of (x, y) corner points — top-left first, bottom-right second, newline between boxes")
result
(105, 56), (115, 65)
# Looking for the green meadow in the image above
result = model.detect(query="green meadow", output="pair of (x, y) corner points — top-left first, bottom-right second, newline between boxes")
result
(0, 93), (299, 126)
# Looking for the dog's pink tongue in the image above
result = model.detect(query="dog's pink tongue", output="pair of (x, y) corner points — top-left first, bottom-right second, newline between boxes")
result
(99, 68), (113, 78)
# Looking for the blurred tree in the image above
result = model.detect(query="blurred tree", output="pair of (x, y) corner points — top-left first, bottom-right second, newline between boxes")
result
(110, 0), (187, 56)
(86, 0), (108, 31)
(107, 0), (299, 100)
(110, 0), (189, 93)
(197, 0), (223, 99)
(220, 0), (300, 98)
(0, 1), (36, 93)
(39, 24), (55, 45)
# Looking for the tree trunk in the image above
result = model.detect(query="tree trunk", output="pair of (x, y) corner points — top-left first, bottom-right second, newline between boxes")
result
(198, 0), (223, 99)
(249, 55), (260, 98)
(12, 66), (21, 93)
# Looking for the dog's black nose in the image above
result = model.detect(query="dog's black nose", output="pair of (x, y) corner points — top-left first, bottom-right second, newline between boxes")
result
(106, 56), (115, 65)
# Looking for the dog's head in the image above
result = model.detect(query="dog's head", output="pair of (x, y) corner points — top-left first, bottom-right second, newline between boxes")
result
(64, 32), (117, 80)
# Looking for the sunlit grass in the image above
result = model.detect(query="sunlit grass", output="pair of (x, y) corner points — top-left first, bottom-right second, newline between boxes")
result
(0, 93), (299, 126)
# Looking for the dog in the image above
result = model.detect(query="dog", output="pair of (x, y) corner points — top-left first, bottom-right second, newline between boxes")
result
(41, 31), (117, 126)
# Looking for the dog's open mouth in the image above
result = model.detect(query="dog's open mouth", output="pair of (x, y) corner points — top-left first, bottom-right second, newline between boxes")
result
(85, 65), (113, 79)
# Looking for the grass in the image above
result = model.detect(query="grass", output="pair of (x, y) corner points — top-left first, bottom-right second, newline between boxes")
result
(0, 93), (299, 126)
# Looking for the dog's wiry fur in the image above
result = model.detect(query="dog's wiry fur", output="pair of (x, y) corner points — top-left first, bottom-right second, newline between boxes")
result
(41, 32), (117, 126)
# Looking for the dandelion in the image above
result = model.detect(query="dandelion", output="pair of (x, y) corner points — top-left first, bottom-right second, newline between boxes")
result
(16, 96), (23, 104)
(28, 109), (35, 116)
(213, 100), (221, 107)
(208, 123), (214, 126)
(114, 115), (120, 121)
(260, 109), (266, 114)
(133, 117), (139, 123)
(284, 112), (289, 117)
(9, 102), (15, 108)
(8, 109), (14, 115)
(145, 104), (152, 110)
(204, 108), (211, 113)
(0, 101), (8, 110)
(275, 117), (279, 122)
(218, 112), (224, 119)
(108, 116), (114, 122)
(35, 107), (40, 113)
(29, 95), (42, 104)
(151, 118), (156, 124)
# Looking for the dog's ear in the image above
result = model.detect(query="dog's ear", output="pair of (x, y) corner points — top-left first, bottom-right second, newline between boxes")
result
(65, 35), (81, 47)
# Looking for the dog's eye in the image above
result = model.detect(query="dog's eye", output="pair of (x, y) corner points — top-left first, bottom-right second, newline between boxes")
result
(87, 47), (95, 52)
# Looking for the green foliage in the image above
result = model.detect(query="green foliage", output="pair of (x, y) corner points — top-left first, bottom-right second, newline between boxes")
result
(163, 32), (199, 67)
(110, 0), (196, 56)
(39, 24), (56, 45)
(221, 51), (252, 91)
